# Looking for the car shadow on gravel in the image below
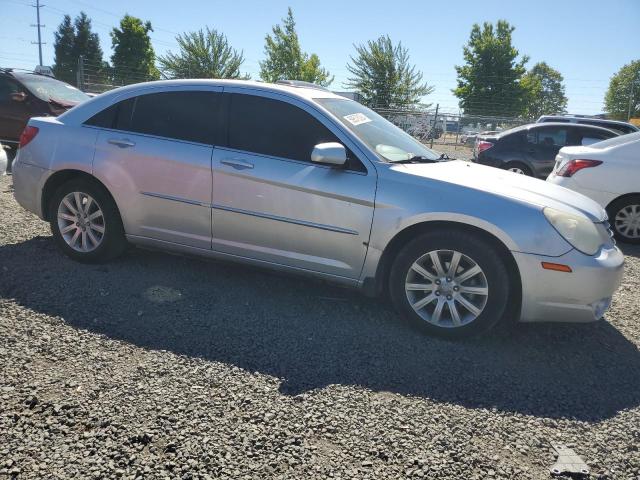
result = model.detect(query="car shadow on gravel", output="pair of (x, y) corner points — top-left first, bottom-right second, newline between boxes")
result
(620, 243), (640, 258)
(1, 236), (639, 422)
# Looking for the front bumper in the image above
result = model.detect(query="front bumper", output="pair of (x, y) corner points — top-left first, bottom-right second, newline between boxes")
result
(514, 246), (624, 323)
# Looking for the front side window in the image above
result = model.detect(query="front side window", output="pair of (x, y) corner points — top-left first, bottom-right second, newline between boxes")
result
(315, 98), (440, 162)
(228, 94), (338, 162)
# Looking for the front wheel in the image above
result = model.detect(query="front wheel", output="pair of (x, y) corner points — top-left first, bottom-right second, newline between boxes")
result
(607, 195), (640, 244)
(49, 179), (127, 263)
(389, 230), (511, 338)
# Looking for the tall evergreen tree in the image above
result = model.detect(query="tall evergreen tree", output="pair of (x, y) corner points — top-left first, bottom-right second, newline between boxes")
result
(345, 35), (432, 109)
(521, 62), (568, 119)
(259, 8), (332, 86)
(111, 15), (159, 85)
(52, 12), (104, 86)
(52, 15), (76, 84)
(454, 20), (528, 117)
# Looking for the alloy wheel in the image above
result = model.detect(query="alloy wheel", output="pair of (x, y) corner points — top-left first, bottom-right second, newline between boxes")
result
(508, 167), (526, 175)
(57, 191), (105, 252)
(404, 249), (489, 328)
(614, 204), (640, 239)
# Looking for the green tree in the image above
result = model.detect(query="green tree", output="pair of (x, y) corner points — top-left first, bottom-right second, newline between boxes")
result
(521, 62), (568, 119)
(158, 28), (247, 79)
(72, 12), (105, 79)
(454, 20), (528, 117)
(344, 35), (433, 109)
(111, 15), (159, 85)
(604, 60), (640, 120)
(52, 15), (76, 84)
(53, 12), (105, 87)
(259, 8), (332, 86)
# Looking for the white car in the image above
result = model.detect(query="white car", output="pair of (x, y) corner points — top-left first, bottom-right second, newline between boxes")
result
(548, 132), (640, 244)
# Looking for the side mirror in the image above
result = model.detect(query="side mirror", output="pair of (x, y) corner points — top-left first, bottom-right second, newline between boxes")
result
(10, 92), (27, 102)
(311, 142), (347, 167)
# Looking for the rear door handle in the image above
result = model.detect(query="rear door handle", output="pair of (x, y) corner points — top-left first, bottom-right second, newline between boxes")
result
(108, 138), (136, 148)
(221, 159), (254, 170)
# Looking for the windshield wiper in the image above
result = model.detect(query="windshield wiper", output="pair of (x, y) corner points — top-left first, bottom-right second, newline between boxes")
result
(391, 155), (439, 164)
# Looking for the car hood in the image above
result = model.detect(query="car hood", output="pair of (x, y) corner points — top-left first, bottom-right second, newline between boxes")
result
(393, 160), (607, 222)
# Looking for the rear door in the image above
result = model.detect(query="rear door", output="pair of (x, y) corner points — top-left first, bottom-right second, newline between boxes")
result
(210, 90), (376, 279)
(90, 87), (223, 249)
(526, 126), (569, 177)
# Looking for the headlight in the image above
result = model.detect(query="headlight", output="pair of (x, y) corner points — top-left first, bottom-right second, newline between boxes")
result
(543, 207), (602, 255)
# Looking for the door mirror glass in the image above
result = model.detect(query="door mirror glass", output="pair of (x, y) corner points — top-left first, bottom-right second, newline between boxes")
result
(311, 142), (347, 166)
(10, 92), (27, 102)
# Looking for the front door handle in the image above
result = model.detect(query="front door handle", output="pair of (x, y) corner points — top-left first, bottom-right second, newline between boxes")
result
(221, 159), (254, 170)
(108, 138), (136, 148)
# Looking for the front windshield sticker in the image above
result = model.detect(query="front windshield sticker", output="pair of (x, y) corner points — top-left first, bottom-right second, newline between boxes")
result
(343, 113), (372, 126)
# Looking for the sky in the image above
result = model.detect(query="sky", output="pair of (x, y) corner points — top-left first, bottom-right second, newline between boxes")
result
(1, 0), (639, 115)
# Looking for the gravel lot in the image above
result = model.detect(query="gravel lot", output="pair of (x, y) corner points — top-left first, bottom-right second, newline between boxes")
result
(1, 173), (639, 479)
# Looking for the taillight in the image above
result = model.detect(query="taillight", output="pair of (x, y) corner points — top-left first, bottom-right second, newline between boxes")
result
(556, 159), (602, 177)
(19, 126), (39, 148)
(476, 140), (494, 154)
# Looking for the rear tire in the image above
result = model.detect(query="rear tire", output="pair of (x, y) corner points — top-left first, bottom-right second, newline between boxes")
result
(503, 162), (533, 176)
(607, 195), (640, 244)
(49, 178), (127, 263)
(389, 230), (511, 338)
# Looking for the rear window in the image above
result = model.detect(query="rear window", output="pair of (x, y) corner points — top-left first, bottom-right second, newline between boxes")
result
(16, 73), (89, 105)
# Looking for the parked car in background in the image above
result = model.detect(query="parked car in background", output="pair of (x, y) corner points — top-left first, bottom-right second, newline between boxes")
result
(0, 68), (90, 151)
(0, 143), (8, 175)
(548, 132), (640, 244)
(473, 122), (618, 178)
(12, 80), (624, 338)
(537, 115), (639, 135)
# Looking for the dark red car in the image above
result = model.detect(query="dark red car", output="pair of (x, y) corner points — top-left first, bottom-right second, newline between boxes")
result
(0, 68), (90, 153)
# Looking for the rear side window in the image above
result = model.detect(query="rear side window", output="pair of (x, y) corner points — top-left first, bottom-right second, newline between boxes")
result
(85, 91), (222, 145)
(129, 91), (220, 144)
(228, 94), (355, 166)
(532, 127), (568, 146)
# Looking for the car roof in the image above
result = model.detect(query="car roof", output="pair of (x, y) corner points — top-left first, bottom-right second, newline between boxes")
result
(58, 79), (346, 125)
(537, 115), (637, 128)
(495, 122), (618, 138)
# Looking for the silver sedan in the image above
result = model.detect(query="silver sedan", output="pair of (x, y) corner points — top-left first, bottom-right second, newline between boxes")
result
(12, 80), (624, 337)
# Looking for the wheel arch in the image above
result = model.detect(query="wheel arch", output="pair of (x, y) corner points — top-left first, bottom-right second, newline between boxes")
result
(366, 220), (522, 319)
(605, 192), (640, 213)
(41, 169), (117, 222)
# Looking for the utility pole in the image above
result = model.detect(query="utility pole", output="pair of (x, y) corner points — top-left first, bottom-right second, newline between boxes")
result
(628, 73), (638, 121)
(31, 0), (45, 66)
(430, 103), (439, 149)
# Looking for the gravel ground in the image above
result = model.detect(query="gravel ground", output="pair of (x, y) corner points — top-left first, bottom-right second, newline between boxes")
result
(1, 173), (639, 479)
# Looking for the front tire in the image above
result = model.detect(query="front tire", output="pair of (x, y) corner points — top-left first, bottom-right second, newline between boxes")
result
(49, 178), (126, 263)
(607, 195), (640, 244)
(389, 230), (511, 338)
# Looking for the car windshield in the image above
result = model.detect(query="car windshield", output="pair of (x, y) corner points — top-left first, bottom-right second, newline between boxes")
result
(315, 98), (440, 162)
(16, 73), (90, 105)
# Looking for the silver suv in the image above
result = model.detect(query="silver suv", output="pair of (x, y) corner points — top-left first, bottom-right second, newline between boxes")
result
(12, 80), (624, 337)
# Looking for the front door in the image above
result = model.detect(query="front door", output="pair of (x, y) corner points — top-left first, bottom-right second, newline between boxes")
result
(91, 88), (223, 249)
(527, 126), (569, 177)
(211, 91), (376, 279)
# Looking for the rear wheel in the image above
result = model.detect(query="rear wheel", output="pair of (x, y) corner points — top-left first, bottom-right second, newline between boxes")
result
(389, 230), (511, 338)
(503, 162), (532, 176)
(49, 179), (127, 262)
(607, 195), (640, 244)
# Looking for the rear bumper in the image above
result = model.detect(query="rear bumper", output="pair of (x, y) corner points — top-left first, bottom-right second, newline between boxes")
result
(546, 174), (618, 209)
(514, 246), (624, 323)
(12, 156), (50, 220)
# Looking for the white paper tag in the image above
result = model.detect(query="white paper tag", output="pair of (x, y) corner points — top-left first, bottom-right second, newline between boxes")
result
(343, 113), (371, 126)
